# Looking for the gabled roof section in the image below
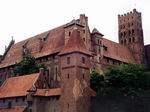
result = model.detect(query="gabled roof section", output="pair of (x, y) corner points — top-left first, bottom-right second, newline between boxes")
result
(0, 25), (65, 68)
(92, 28), (104, 36)
(0, 73), (39, 99)
(59, 28), (91, 56)
(102, 38), (135, 63)
(64, 19), (84, 28)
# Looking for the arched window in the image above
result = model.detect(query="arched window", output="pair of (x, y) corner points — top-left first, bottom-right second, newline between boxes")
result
(132, 23), (134, 26)
(132, 37), (135, 42)
(67, 57), (70, 64)
(69, 32), (71, 36)
(132, 29), (134, 34)
(120, 33), (123, 37)
(98, 40), (99, 44)
(82, 57), (85, 64)
(121, 40), (123, 44)
(67, 74), (69, 79)
(129, 38), (131, 43)
(124, 32), (126, 37)
(128, 30), (131, 36)
(124, 39), (126, 44)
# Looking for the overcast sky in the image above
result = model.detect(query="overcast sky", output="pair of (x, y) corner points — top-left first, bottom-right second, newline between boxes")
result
(0, 0), (150, 54)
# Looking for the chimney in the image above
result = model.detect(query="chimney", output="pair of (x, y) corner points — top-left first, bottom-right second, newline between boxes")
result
(79, 14), (88, 25)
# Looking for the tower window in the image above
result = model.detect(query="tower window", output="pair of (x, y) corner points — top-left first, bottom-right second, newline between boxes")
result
(8, 101), (12, 108)
(120, 33), (123, 37)
(67, 57), (70, 64)
(133, 37), (135, 42)
(129, 38), (131, 43)
(124, 39), (126, 44)
(16, 98), (18, 102)
(83, 74), (85, 79)
(83, 38), (85, 42)
(67, 74), (69, 79)
(82, 57), (85, 64)
(128, 30), (131, 36)
(124, 32), (126, 37)
(132, 29), (135, 34)
(67, 103), (69, 109)
(99, 41), (102, 44)
(123, 25), (125, 28)
(69, 32), (71, 36)
(132, 23), (134, 26)
(83, 30), (85, 33)
(121, 40), (123, 44)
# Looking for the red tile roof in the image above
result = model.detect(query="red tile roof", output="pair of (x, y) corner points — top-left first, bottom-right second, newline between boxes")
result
(59, 28), (91, 56)
(0, 106), (26, 112)
(92, 28), (104, 36)
(102, 38), (135, 63)
(0, 73), (39, 98)
(34, 88), (61, 97)
(0, 26), (65, 68)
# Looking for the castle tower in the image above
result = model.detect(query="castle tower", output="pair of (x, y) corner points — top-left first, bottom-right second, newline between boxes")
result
(118, 9), (145, 64)
(64, 14), (91, 51)
(59, 28), (92, 112)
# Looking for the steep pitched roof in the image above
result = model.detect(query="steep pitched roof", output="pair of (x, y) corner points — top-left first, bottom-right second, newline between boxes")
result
(34, 88), (61, 97)
(102, 38), (135, 63)
(0, 26), (65, 68)
(0, 73), (39, 98)
(0, 106), (26, 112)
(92, 28), (104, 36)
(59, 28), (91, 56)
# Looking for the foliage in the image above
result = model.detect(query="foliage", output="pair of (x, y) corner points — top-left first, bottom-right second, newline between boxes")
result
(12, 55), (45, 76)
(91, 64), (150, 97)
(90, 70), (104, 93)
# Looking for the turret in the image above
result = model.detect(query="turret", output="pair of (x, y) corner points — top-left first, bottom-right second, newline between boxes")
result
(118, 9), (144, 64)
(59, 27), (92, 112)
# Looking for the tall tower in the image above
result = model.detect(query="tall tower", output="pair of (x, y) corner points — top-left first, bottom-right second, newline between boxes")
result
(59, 28), (92, 112)
(118, 9), (144, 64)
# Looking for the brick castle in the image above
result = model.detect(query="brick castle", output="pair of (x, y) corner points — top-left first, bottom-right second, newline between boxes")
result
(0, 9), (149, 112)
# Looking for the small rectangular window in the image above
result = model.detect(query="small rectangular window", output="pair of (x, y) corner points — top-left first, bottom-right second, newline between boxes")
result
(22, 98), (25, 102)
(67, 57), (70, 64)
(67, 103), (69, 109)
(8, 101), (12, 108)
(82, 57), (85, 64)
(16, 98), (18, 102)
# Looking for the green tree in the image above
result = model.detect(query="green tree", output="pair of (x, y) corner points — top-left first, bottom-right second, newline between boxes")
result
(91, 64), (150, 96)
(90, 70), (104, 93)
(12, 55), (45, 76)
